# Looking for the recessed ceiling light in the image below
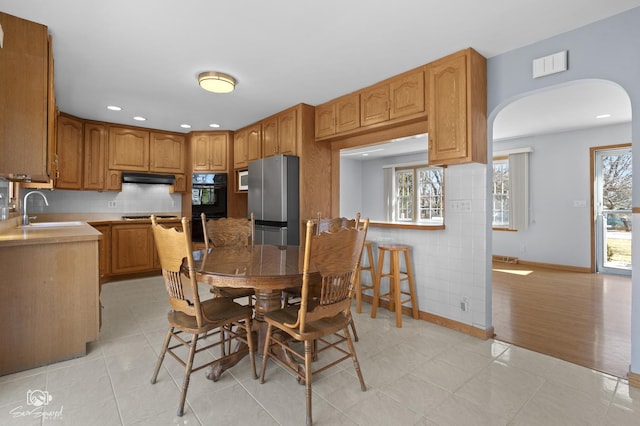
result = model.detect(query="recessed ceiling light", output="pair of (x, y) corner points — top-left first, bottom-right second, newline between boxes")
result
(107, 105), (122, 111)
(133, 116), (146, 121)
(596, 114), (612, 119)
(180, 124), (191, 129)
(209, 123), (221, 128)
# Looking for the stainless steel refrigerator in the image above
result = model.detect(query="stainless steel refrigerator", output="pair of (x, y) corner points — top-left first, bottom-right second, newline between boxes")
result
(248, 154), (299, 245)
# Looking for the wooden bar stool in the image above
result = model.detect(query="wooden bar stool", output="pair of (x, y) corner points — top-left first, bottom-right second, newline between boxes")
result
(370, 243), (419, 327)
(354, 241), (376, 313)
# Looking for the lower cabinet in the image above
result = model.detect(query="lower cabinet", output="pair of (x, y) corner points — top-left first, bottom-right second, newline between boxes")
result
(95, 220), (182, 279)
(111, 223), (155, 275)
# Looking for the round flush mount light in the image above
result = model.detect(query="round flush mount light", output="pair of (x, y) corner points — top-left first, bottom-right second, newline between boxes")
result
(133, 116), (146, 121)
(180, 124), (191, 129)
(107, 105), (122, 111)
(198, 71), (236, 93)
(209, 123), (221, 128)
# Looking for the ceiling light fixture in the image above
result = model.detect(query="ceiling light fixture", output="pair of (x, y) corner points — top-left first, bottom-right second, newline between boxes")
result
(198, 71), (236, 93)
(180, 124), (191, 129)
(133, 116), (146, 121)
(209, 123), (221, 128)
(596, 113), (612, 119)
(107, 105), (122, 111)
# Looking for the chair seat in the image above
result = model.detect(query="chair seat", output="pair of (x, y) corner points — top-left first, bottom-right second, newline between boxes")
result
(168, 297), (253, 334)
(263, 306), (351, 341)
(212, 286), (255, 300)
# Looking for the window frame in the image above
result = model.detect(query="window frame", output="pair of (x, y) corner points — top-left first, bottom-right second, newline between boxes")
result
(393, 164), (444, 226)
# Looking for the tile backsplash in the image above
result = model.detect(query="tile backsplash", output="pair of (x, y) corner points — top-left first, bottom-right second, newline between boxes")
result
(22, 183), (181, 215)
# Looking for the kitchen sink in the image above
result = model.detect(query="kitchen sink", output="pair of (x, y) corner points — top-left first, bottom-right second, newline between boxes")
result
(19, 221), (84, 228)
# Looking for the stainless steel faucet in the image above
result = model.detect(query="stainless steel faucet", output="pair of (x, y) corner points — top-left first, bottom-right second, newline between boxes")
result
(22, 190), (49, 225)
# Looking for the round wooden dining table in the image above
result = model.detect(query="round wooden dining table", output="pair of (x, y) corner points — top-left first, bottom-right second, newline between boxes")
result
(191, 244), (318, 381)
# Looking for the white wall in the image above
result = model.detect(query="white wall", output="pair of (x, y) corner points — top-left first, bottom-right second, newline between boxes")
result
(487, 7), (640, 374)
(493, 123), (631, 268)
(341, 154), (490, 330)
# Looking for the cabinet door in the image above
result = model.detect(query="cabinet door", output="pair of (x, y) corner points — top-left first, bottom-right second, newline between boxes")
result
(315, 102), (336, 138)
(335, 94), (360, 133)
(106, 170), (122, 192)
(149, 132), (185, 173)
(192, 134), (211, 171)
(360, 83), (390, 126)
(108, 126), (150, 171)
(209, 134), (228, 171)
(83, 122), (108, 190)
(0, 13), (49, 182)
(389, 69), (425, 120)
(233, 130), (248, 169)
(278, 108), (298, 156)
(55, 115), (84, 190)
(427, 54), (468, 163)
(111, 224), (154, 274)
(246, 124), (262, 162)
(171, 174), (187, 193)
(262, 117), (278, 158)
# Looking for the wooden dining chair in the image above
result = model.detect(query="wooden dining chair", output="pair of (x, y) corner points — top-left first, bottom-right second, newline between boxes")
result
(201, 212), (256, 307)
(283, 213), (362, 340)
(259, 218), (369, 426)
(150, 215), (256, 417)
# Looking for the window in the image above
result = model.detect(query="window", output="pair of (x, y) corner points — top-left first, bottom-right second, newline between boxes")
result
(492, 150), (530, 230)
(492, 157), (509, 227)
(393, 165), (444, 224)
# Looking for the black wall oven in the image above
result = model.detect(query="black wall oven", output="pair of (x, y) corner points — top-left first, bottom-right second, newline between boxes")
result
(191, 173), (227, 242)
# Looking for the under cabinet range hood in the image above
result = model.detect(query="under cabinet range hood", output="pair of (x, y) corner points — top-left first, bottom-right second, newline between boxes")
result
(121, 172), (176, 185)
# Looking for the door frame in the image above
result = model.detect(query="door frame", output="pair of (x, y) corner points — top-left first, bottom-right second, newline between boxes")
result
(589, 143), (632, 274)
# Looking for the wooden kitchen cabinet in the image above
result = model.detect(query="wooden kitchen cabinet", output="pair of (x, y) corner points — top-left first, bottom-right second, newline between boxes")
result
(246, 124), (262, 163)
(55, 114), (84, 189)
(170, 174), (187, 193)
(108, 126), (150, 171)
(261, 106), (299, 158)
(111, 223), (155, 274)
(315, 93), (360, 139)
(233, 129), (248, 169)
(427, 48), (486, 165)
(83, 122), (108, 190)
(0, 12), (51, 182)
(361, 68), (425, 127)
(191, 132), (229, 172)
(150, 132), (186, 174)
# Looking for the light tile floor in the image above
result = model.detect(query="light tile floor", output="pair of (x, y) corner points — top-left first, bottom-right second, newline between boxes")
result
(2, 276), (640, 425)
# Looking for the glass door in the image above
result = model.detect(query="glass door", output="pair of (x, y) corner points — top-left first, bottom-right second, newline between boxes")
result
(594, 146), (632, 275)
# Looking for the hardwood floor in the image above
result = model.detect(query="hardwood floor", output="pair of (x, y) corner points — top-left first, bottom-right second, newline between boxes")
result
(492, 261), (631, 379)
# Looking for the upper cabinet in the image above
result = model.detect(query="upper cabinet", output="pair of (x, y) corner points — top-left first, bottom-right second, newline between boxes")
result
(108, 126), (150, 171)
(109, 125), (187, 173)
(315, 67), (425, 142)
(191, 132), (229, 172)
(149, 132), (185, 174)
(83, 122), (108, 190)
(426, 48), (486, 166)
(262, 107), (298, 158)
(315, 92), (360, 139)
(55, 114), (84, 189)
(361, 68), (425, 126)
(0, 12), (51, 182)
(233, 123), (262, 169)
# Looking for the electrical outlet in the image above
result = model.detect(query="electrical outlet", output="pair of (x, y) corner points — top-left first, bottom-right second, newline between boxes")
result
(108, 201), (117, 208)
(460, 297), (469, 312)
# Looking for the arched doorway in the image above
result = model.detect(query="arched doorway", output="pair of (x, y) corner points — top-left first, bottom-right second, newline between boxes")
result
(489, 79), (633, 378)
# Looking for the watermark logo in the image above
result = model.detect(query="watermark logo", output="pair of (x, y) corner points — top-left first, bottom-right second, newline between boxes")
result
(9, 389), (63, 421)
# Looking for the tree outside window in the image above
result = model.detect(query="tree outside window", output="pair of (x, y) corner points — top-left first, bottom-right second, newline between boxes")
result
(492, 157), (509, 227)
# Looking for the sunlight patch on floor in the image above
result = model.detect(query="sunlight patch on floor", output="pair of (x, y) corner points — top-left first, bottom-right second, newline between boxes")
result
(493, 268), (533, 276)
